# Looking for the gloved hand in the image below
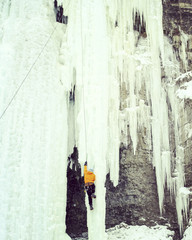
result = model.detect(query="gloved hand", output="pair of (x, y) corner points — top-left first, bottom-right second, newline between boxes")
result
(84, 161), (87, 166)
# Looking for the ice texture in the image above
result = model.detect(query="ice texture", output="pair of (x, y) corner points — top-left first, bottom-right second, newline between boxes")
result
(0, 0), (191, 239)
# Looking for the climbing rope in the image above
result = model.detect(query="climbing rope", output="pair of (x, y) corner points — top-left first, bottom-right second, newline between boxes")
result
(0, 24), (58, 120)
(80, 0), (88, 160)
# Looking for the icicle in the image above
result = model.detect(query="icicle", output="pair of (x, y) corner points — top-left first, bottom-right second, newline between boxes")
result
(107, 0), (190, 232)
(180, 30), (188, 72)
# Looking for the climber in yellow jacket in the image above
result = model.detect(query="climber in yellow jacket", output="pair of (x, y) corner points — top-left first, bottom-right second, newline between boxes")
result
(84, 161), (96, 210)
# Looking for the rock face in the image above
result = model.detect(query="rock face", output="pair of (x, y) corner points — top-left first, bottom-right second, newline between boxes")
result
(66, 148), (87, 237)
(66, 2), (192, 240)
(163, 0), (192, 35)
(163, 0), (192, 228)
(105, 145), (159, 227)
(181, 98), (192, 216)
(105, 145), (179, 240)
(163, 0), (192, 69)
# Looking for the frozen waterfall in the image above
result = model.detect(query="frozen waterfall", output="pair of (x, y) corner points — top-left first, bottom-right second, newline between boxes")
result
(0, 0), (191, 240)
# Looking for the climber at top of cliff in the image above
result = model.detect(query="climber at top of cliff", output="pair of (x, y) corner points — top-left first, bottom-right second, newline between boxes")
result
(84, 161), (96, 210)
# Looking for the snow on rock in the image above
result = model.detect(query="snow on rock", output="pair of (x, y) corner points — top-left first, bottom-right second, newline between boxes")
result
(175, 70), (192, 100)
(177, 80), (192, 99)
(179, 187), (191, 196)
(106, 223), (174, 240)
(181, 221), (192, 240)
(175, 71), (192, 82)
(74, 223), (174, 240)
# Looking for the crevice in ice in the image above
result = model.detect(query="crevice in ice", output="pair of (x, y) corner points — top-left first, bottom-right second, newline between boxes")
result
(69, 85), (75, 102)
(66, 147), (87, 237)
(133, 12), (147, 40)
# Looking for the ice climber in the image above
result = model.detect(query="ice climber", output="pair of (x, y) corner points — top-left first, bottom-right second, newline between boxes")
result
(84, 161), (96, 210)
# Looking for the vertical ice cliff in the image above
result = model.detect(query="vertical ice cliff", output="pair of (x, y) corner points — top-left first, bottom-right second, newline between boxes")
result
(0, 0), (191, 239)
(0, 0), (70, 239)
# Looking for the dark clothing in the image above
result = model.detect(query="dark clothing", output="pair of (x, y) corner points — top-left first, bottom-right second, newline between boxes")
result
(60, 6), (63, 16)
(54, 0), (57, 9)
(56, 10), (62, 22)
(85, 184), (95, 207)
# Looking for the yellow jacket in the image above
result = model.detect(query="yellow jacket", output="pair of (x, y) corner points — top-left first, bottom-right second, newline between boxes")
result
(84, 165), (96, 184)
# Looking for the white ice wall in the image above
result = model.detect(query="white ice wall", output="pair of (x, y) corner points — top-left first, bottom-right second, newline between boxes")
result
(0, 0), (191, 239)
(0, 1), (70, 239)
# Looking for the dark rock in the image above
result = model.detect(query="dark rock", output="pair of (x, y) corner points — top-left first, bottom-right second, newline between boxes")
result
(66, 148), (87, 237)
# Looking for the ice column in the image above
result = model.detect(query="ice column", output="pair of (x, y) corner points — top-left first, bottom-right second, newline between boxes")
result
(65, 0), (112, 239)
